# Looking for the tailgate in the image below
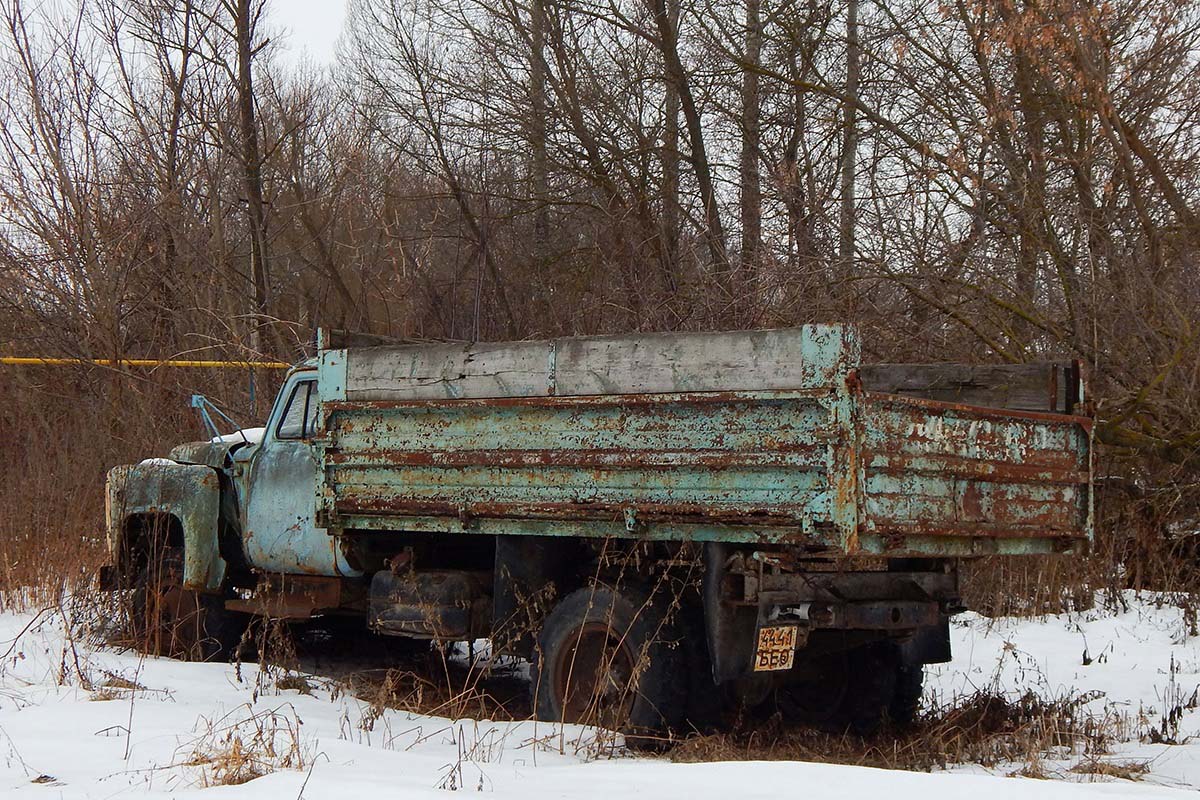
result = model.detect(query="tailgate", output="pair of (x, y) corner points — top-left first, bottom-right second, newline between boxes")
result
(856, 392), (1092, 555)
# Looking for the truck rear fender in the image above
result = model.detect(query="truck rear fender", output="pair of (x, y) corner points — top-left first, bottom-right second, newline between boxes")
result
(492, 535), (583, 654)
(105, 462), (226, 592)
(703, 542), (757, 683)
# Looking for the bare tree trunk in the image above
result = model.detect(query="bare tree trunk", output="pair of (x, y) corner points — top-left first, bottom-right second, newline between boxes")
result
(230, 0), (274, 356)
(158, 3), (191, 338)
(649, 0), (729, 280)
(660, 0), (680, 291)
(838, 0), (859, 283)
(739, 0), (762, 302)
(530, 0), (550, 265)
(1013, 52), (1044, 353)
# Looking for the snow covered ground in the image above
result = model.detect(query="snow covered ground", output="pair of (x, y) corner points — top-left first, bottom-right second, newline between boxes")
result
(926, 595), (1200, 789)
(2, 594), (1200, 799)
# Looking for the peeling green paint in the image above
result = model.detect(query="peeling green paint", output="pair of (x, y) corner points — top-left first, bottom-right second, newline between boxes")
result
(105, 462), (226, 591)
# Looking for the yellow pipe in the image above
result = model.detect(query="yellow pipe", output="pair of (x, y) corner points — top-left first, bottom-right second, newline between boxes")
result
(0, 356), (291, 369)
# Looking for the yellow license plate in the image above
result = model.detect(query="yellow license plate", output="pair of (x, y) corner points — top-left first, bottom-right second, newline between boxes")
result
(753, 625), (797, 671)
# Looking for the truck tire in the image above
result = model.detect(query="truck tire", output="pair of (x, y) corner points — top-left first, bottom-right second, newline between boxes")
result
(530, 586), (685, 742)
(777, 642), (899, 737)
(681, 608), (727, 732)
(130, 547), (241, 661)
(842, 642), (900, 736)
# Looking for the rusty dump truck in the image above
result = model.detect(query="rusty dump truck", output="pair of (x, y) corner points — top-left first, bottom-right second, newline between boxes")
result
(102, 325), (1092, 736)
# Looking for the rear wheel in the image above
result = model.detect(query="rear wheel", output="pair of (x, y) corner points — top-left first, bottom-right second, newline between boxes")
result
(530, 586), (685, 741)
(777, 641), (901, 736)
(775, 650), (853, 727)
(130, 547), (241, 661)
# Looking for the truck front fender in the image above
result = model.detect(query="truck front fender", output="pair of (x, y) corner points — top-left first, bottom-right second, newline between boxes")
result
(105, 461), (226, 592)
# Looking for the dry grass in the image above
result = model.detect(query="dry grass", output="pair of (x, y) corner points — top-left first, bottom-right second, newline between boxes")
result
(88, 671), (148, 701)
(1070, 759), (1151, 780)
(343, 648), (530, 728)
(182, 704), (309, 787)
(0, 365), (268, 612)
(669, 688), (1120, 772)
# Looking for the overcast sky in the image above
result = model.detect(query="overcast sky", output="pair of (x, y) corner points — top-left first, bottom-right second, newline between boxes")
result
(272, 0), (350, 66)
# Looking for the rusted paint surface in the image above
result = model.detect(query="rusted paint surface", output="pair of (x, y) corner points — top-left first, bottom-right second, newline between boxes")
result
(858, 391), (1092, 550)
(167, 440), (241, 469)
(323, 445), (827, 469)
(321, 388), (835, 413)
(319, 388), (845, 548)
(333, 498), (827, 527)
(105, 461), (226, 591)
(225, 574), (343, 619)
(315, 360), (1091, 557)
(237, 368), (359, 578)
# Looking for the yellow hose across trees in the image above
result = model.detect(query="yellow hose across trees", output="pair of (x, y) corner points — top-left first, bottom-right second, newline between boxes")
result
(0, 357), (290, 369)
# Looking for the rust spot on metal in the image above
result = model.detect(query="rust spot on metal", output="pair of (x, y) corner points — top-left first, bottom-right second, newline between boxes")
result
(864, 453), (1088, 485)
(323, 446), (825, 469)
(868, 521), (1081, 539)
(226, 574), (343, 619)
(334, 497), (814, 529)
(865, 391), (1094, 430)
(322, 388), (833, 413)
(960, 482), (985, 521)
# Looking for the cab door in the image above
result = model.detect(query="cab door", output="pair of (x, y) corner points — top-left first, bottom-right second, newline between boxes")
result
(242, 373), (356, 576)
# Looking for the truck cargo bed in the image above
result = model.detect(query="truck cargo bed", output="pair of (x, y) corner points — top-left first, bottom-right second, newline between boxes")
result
(315, 326), (1091, 556)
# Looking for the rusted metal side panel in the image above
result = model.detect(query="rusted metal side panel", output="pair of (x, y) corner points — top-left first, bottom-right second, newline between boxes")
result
(320, 390), (848, 541)
(318, 387), (1092, 554)
(105, 462), (226, 591)
(313, 324), (1092, 557)
(857, 392), (1092, 553)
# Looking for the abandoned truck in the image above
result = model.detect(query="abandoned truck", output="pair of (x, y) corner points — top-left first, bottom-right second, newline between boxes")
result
(102, 325), (1092, 736)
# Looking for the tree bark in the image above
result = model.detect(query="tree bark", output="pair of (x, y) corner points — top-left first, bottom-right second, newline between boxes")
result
(660, 0), (681, 291)
(649, 0), (729, 280)
(739, 0), (762, 296)
(232, 0), (274, 356)
(838, 0), (859, 282)
(530, 0), (550, 265)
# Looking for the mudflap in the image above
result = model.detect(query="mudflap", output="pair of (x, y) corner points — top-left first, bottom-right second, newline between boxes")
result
(900, 617), (952, 665)
(703, 541), (757, 683)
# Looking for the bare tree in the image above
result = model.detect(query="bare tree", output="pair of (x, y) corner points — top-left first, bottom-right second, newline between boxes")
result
(837, 0), (858, 284)
(739, 0), (762, 293)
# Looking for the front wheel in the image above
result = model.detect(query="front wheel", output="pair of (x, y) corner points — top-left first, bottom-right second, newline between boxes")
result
(530, 586), (685, 739)
(129, 547), (241, 661)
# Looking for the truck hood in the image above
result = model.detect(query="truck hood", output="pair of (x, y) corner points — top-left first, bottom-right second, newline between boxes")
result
(167, 427), (265, 468)
(167, 441), (239, 468)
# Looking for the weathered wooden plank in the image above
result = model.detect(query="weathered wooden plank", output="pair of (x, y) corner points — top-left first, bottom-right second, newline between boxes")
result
(346, 341), (551, 400)
(858, 363), (1070, 412)
(553, 325), (856, 395)
(340, 325), (860, 400)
